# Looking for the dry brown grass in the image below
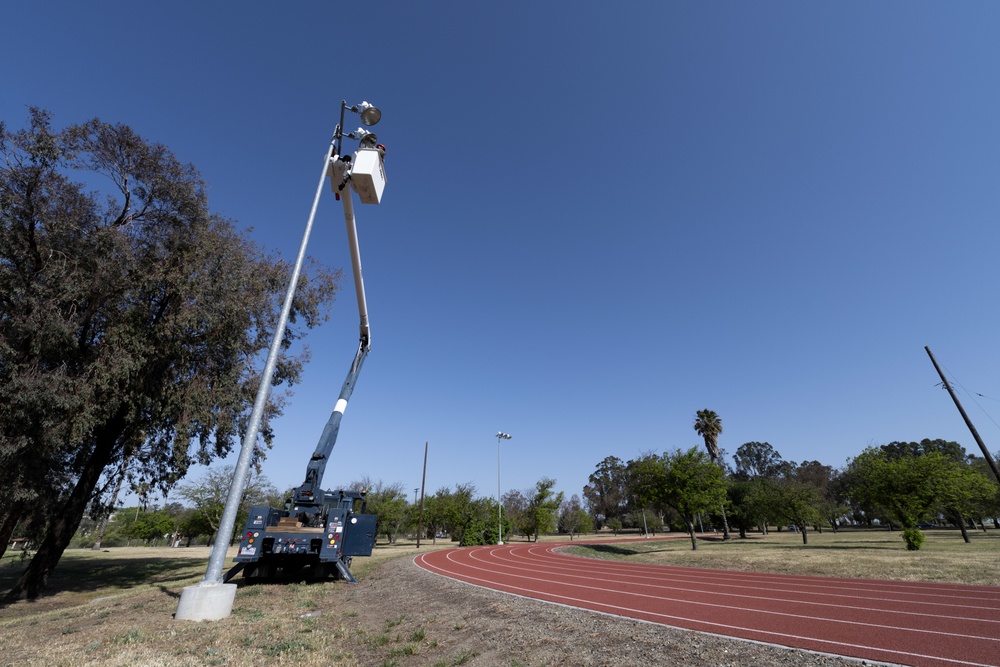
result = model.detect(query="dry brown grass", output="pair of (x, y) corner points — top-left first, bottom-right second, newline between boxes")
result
(0, 528), (997, 666)
(0, 542), (457, 667)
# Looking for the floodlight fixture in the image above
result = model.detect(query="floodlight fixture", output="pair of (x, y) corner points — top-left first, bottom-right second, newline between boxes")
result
(349, 128), (378, 148)
(336, 100), (383, 155)
(356, 101), (382, 126)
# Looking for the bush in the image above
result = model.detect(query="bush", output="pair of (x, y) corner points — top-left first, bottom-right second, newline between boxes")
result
(902, 528), (925, 551)
(460, 519), (498, 546)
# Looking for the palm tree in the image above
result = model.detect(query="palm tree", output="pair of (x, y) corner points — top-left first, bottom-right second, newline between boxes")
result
(693, 409), (730, 539)
(694, 409), (722, 462)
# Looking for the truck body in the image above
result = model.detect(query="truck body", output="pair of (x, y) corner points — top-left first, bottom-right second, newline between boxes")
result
(233, 489), (376, 583)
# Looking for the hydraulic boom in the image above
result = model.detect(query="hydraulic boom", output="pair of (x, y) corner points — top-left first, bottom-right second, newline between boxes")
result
(226, 108), (387, 584)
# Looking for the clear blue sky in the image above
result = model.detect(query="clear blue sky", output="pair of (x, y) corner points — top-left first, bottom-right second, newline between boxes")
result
(5, 3), (1000, 506)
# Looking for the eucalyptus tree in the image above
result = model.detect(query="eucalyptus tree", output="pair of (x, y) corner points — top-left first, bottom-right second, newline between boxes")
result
(0, 110), (336, 600)
(582, 455), (628, 528)
(733, 442), (789, 481)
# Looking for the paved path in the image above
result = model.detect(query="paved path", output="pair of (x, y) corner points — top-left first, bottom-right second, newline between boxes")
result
(415, 540), (1000, 667)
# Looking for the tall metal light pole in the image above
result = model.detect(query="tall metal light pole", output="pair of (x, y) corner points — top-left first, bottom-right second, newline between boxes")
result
(496, 431), (511, 545)
(175, 99), (384, 622)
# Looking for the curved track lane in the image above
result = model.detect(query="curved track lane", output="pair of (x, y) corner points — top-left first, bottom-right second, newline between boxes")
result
(415, 540), (1000, 667)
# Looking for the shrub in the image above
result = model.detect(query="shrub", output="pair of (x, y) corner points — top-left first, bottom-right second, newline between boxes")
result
(902, 528), (925, 551)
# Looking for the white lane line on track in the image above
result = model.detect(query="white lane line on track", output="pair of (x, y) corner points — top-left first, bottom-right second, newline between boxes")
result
(475, 547), (1000, 622)
(523, 544), (1000, 609)
(516, 545), (1000, 608)
(521, 542), (1000, 598)
(438, 548), (1000, 646)
(414, 553), (991, 667)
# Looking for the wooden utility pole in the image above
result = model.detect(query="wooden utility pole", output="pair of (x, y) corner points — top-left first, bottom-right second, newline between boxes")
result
(925, 346), (1000, 483)
(416, 441), (428, 548)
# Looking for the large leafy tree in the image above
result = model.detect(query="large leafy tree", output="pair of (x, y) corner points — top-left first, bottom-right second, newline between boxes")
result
(632, 447), (728, 550)
(176, 465), (280, 545)
(520, 478), (564, 542)
(774, 480), (823, 544)
(0, 110), (336, 600)
(793, 460), (848, 532)
(120, 509), (176, 546)
(727, 478), (776, 538)
(967, 456), (1000, 529)
(351, 476), (410, 544)
(558, 494), (592, 540)
(437, 483), (486, 545)
(844, 446), (970, 548)
(418, 489), (448, 544)
(873, 440), (996, 543)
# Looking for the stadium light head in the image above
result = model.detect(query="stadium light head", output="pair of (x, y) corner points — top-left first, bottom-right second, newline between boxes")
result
(356, 101), (382, 126)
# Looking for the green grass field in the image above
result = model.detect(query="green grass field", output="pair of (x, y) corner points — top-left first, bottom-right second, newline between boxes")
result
(565, 526), (1000, 586)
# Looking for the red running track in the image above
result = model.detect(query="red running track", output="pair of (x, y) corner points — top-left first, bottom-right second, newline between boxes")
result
(414, 539), (1000, 667)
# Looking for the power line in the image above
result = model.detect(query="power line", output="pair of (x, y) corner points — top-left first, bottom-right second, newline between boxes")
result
(937, 360), (1000, 437)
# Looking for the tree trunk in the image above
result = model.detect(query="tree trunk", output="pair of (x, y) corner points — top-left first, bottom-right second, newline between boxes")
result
(687, 520), (698, 550)
(4, 416), (124, 602)
(946, 509), (971, 544)
(720, 505), (731, 540)
(0, 505), (24, 562)
(92, 462), (129, 550)
(959, 520), (970, 543)
(800, 525), (808, 545)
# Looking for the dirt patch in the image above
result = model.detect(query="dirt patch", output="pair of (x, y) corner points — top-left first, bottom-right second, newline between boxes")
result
(355, 555), (868, 667)
(0, 549), (874, 666)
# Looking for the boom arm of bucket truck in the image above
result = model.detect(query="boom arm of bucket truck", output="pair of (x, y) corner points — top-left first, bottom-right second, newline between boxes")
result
(292, 148), (383, 507)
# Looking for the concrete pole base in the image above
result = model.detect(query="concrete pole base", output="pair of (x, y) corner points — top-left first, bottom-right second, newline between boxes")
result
(174, 582), (237, 621)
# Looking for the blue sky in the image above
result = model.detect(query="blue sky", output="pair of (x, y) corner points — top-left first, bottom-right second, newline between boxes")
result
(5, 3), (1000, 506)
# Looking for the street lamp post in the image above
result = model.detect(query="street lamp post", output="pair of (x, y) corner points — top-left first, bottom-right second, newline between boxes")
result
(496, 431), (511, 545)
(175, 99), (385, 622)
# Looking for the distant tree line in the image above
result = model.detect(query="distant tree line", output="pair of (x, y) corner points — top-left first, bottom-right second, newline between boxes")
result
(581, 410), (1000, 552)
